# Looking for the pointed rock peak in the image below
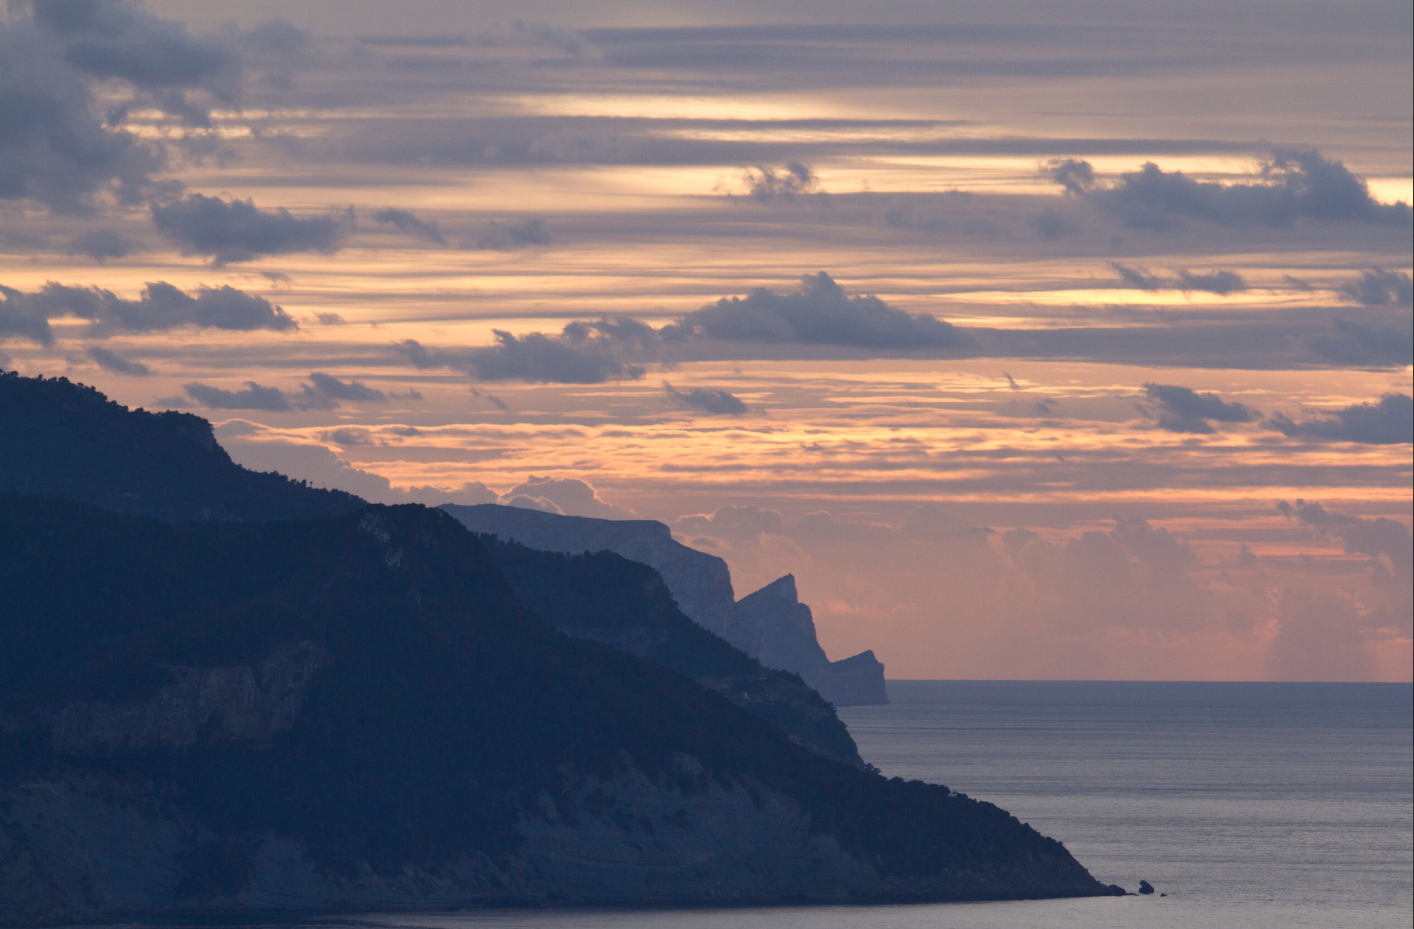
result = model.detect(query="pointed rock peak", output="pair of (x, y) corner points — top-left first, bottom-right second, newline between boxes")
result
(741, 573), (798, 605)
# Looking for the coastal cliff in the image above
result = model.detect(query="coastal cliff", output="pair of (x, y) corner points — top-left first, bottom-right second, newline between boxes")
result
(733, 575), (889, 707)
(0, 496), (1120, 923)
(441, 504), (738, 634)
(442, 504), (889, 706)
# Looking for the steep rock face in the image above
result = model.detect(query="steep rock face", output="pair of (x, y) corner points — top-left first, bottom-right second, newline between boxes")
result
(733, 576), (890, 707)
(804, 650), (890, 708)
(43, 641), (327, 753)
(478, 538), (863, 767)
(441, 505), (888, 706)
(441, 504), (738, 637)
(731, 574), (830, 672)
(0, 496), (1118, 923)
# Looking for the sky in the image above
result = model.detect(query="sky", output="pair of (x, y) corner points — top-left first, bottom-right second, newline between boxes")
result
(2, 0), (1410, 682)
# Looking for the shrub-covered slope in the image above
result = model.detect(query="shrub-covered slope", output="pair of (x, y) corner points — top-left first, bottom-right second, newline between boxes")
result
(0, 371), (361, 521)
(479, 536), (865, 767)
(0, 371), (861, 766)
(0, 495), (1118, 923)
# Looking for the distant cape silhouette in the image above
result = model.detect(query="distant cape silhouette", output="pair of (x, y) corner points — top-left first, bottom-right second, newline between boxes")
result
(442, 503), (888, 706)
(734, 574), (889, 707)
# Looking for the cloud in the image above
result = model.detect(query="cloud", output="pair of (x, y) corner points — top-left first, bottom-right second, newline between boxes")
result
(0, 286), (56, 344)
(1305, 320), (1413, 367)
(392, 274), (978, 384)
(1056, 150), (1411, 230)
(86, 345), (149, 376)
(215, 428), (499, 507)
(66, 229), (133, 261)
(1111, 263), (1247, 295)
(676, 504), (787, 543)
(473, 218), (551, 250)
(497, 475), (632, 518)
(1142, 382), (1257, 434)
(1267, 589), (1376, 682)
(1031, 210), (1075, 238)
(1338, 269), (1413, 307)
(469, 386), (508, 410)
(294, 371), (389, 410)
(324, 426), (375, 447)
(1173, 269), (1246, 295)
(0, 1), (298, 214)
(477, 19), (594, 56)
(0, 280), (297, 344)
(735, 162), (822, 202)
(151, 194), (345, 265)
(184, 372), (405, 412)
(1110, 263), (1163, 290)
(395, 317), (658, 384)
(393, 338), (438, 369)
(1272, 500), (1411, 664)
(370, 208), (444, 245)
(1278, 499), (1413, 576)
(1043, 158), (1097, 196)
(1267, 393), (1413, 444)
(466, 327), (648, 383)
(663, 381), (748, 415)
(669, 272), (971, 350)
(33, 0), (241, 123)
(1004, 515), (1209, 633)
(0, 12), (164, 213)
(238, 18), (314, 91)
(315, 312), (346, 325)
(184, 380), (291, 411)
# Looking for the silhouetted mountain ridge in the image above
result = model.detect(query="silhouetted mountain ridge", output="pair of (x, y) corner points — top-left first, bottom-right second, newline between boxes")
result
(1, 371), (862, 765)
(0, 371), (1120, 920)
(0, 495), (1117, 921)
(0, 371), (362, 521)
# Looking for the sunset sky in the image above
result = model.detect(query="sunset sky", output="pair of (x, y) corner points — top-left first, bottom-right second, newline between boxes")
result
(3, 0), (1410, 682)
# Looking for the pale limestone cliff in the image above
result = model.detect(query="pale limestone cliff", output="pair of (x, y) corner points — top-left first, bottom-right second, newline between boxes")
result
(733, 576), (889, 707)
(441, 505), (888, 706)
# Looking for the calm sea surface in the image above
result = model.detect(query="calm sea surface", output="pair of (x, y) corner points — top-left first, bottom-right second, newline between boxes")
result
(109, 681), (1414, 929)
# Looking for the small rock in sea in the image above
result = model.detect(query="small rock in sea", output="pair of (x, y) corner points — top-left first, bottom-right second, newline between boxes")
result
(1138, 880), (1156, 895)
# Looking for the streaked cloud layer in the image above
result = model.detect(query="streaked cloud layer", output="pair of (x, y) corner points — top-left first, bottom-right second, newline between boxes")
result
(3, 0), (1409, 681)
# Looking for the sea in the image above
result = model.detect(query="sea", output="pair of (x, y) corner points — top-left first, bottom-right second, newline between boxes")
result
(108, 680), (1414, 929)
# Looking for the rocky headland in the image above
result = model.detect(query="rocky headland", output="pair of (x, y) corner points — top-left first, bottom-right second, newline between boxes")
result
(442, 504), (888, 706)
(0, 372), (1122, 922)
